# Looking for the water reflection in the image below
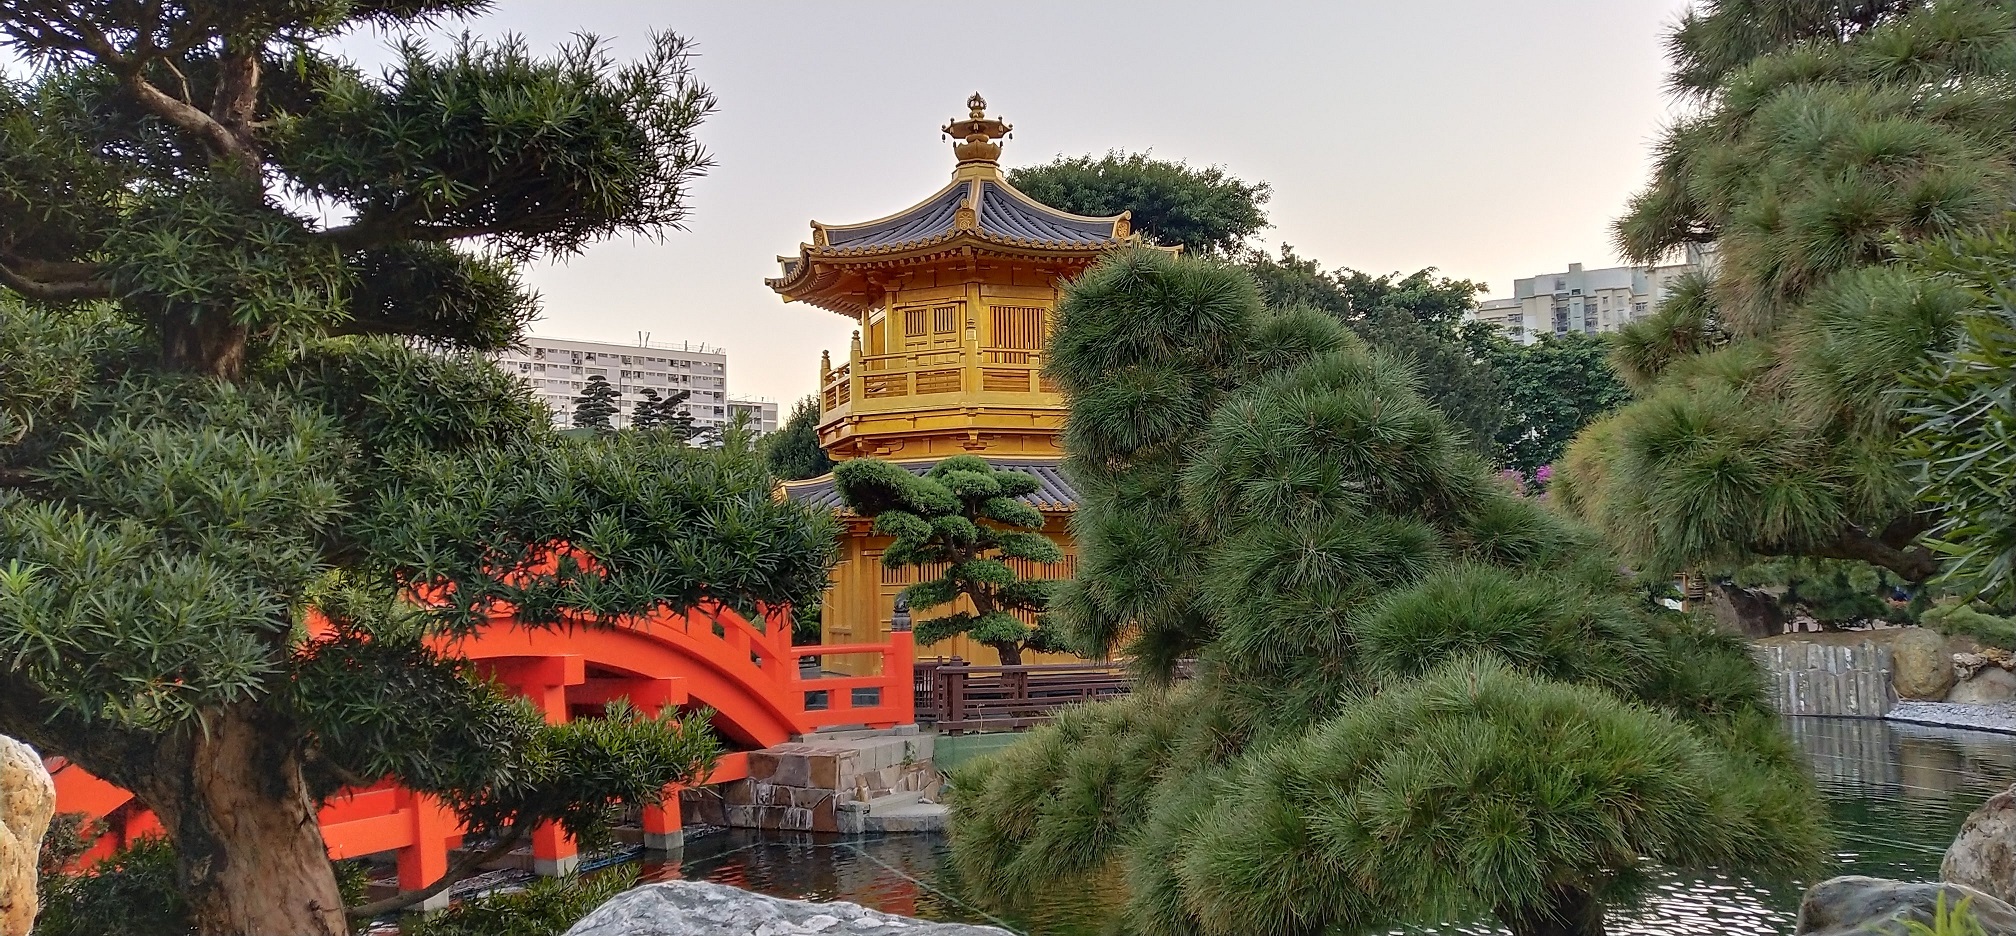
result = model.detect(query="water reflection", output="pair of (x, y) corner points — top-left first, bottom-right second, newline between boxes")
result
(641, 718), (2015, 936)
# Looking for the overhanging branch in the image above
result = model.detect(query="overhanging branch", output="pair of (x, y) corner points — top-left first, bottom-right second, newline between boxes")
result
(344, 826), (528, 919)
(0, 260), (114, 302)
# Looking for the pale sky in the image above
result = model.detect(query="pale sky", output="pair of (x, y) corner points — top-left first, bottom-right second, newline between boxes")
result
(26, 2), (1706, 405)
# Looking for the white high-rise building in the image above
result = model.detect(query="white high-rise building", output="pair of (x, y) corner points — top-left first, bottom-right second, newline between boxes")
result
(492, 336), (729, 432)
(727, 398), (780, 436)
(1470, 246), (1712, 345)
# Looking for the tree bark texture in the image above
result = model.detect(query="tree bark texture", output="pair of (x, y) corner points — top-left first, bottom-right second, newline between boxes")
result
(131, 705), (346, 936)
(1500, 887), (1607, 936)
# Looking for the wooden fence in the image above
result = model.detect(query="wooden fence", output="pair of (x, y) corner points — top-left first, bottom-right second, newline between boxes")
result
(915, 658), (1136, 734)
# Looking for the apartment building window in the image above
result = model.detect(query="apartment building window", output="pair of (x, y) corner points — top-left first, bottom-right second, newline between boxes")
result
(1634, 302), (1648, 314)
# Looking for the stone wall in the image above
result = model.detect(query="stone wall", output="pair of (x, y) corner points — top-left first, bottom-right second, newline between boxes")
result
(681, 731), (938, 834)
(1754, 641), (1895, 717)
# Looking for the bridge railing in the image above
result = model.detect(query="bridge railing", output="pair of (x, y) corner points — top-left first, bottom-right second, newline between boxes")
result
(918, 658), (1136, 734)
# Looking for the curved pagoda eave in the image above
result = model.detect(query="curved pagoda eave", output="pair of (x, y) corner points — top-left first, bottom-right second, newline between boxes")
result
(767, 235), (1135, 318)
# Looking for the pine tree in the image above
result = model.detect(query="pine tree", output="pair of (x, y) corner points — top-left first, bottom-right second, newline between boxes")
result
(949, 249), (1826, 936)
(833, 457), (1062, 665)
(1555, 0), (2016, 585)
(0, 7), (838, 934)
(570, 374), (621, 431)
(631, 386), (691, 433)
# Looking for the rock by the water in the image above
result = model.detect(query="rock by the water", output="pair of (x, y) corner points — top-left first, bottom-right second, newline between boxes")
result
(1947, 784), (2016, 904)
(0, 735), (55, 936)
(1795, 876), (2016, 935)
(1891, 627), (1957, 701)
(1952, 667), (2016, 705)
(562, 880), (1012, 936)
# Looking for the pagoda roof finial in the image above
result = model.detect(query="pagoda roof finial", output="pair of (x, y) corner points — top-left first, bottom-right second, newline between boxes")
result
(942, 92), (1011, 166)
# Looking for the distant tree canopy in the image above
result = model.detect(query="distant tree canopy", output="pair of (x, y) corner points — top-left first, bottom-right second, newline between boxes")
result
(1246, 246), (1507, 459)
(1555, 0), (2016, 586)
(1008, 151), (1271, 256)
(761, 396), (834, 481)
(1486, 332), (1633, 477)
(952, 250), (1826, 936)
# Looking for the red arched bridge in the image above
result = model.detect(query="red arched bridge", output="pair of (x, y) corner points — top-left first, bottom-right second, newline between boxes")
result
(50, 599), (913, 895)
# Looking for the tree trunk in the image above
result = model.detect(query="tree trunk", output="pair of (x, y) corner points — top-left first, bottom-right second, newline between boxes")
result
(135, 704), (346, 936)
(159, 315), (249, 380)
(991, 640), (1024, 667)
(1499, 887), (1607, 936)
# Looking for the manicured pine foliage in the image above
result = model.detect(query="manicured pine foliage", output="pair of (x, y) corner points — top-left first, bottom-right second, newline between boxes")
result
(0, 6), (838, 935)
(948, 249), (1826, 936)
(1555, 0), (2016, 586)
(570, 374), (623, 431)
(833, 456), (1063, 665)
(632, 385), (695, 435)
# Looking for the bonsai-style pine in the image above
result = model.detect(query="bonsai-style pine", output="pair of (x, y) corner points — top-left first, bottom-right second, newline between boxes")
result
(0, 6), (837, 935)
(570, 374), (623, 431)
(833, 456), (1062, 665)
(633, 385), (695, 436)
(948, 249), (1826, 936)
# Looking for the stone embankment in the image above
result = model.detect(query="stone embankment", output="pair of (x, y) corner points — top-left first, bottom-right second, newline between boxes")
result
(561, 880), (1009, 936)
(1755, 627), (2016, 730)
(680, 728), (946, 835)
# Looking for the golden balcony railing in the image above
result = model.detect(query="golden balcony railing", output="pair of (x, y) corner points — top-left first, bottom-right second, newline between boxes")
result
(817, 347), (1057, 421)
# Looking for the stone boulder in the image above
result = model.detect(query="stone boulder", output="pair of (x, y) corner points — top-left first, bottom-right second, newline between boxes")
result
(1795, 876), (2016, 935)
(562, 880), (1012, 936)
(1891, 627), (1956, 701)
(0, 735), (55, 936)
(1951, 667), (2016, 705)
(1947, 783), (2016, 904)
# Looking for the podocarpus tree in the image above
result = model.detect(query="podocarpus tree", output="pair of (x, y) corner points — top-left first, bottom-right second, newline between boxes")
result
(1553, 0), (2016, 585)
(949, 250), (1826, 936)
(0, 6), (839, 935)
(833, 456), (1063, 665)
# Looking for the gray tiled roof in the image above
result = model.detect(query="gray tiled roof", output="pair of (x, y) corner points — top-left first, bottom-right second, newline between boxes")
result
(783, 458), (1078, 512)
(819, 178), (1118, 253)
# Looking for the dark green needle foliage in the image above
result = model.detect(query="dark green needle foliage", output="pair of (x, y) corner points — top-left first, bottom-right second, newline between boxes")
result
(834, 456), (1064, 665)
(1556, 0), (2016, 586)
(569, 374), (622, 431)
(948, 249), (1827, 936)
(0, 5), (835, 934)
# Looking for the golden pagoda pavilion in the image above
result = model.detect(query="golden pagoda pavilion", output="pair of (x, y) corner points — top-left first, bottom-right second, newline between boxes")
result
(772, 94), (1154, 665)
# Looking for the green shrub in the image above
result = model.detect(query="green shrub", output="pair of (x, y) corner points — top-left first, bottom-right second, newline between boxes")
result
(404, 866), (639, 936)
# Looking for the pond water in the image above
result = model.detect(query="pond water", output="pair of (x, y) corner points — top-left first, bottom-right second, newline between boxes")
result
(636, 717), (2016, 936)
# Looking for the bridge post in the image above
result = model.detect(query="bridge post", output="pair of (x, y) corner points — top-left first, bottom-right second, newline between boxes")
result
(641, 799), (683, 850)
(511, 654), (584, 876)
(394, 789), (453, 913)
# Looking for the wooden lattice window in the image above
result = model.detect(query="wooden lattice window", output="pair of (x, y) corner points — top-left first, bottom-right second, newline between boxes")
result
(991, 306), (1046, 350)
(903, 308), (929, 338)
(933, 305), (959, 334)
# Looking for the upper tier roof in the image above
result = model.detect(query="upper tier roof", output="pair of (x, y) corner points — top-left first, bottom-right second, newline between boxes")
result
(767, 94), (1157, 317)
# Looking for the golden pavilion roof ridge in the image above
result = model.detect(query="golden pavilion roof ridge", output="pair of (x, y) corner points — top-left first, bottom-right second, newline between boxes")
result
(766, 93), (1161, 317)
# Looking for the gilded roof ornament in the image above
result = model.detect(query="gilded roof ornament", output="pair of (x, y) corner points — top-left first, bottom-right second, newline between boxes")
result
(942, 92), (1012, 165)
